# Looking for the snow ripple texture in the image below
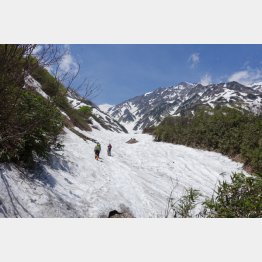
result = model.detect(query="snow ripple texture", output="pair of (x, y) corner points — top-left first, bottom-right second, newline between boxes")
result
(0, 128), (244, 218)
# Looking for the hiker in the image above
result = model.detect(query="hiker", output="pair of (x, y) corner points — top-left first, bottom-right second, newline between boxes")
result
(107, 143), (112, 156)
(94, 142), (101, 160)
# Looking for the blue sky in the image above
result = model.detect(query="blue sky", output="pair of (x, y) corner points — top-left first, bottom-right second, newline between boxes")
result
(63, 45), (262, 105)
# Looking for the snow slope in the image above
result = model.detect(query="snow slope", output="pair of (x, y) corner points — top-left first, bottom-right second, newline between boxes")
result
(0, 127), (244, 218)
(24, 75), (49, 99)
(99, 104), (114, 113)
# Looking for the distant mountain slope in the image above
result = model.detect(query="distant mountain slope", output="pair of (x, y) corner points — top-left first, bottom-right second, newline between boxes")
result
(66, 90), (127, 133)
(108, 81), (262, 131)
(99, 104), (114, 112)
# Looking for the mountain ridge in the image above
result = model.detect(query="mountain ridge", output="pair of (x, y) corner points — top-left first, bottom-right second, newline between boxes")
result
(106, 81), (262, 131)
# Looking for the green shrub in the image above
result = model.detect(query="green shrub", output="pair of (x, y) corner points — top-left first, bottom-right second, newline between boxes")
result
(31, 65), (61, 97)
(18, 91), (63, 164)
(0, 90), (63, 166)
(167, 173), (262, 218)
(203, 173), (262, 218)
(171, 188), (201, 218)
(78, 105), (92, 117)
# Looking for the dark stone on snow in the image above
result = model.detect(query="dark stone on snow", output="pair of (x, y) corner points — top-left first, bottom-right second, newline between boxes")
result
(108, 209), (135, 218)
(126, 138), (138, 144)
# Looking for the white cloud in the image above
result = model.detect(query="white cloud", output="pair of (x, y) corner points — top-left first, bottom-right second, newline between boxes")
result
(228, 68), (262, 86)
(60, 53), (78, 73)
(32, 45), (79, 76)
(188, 53), (200, 68)
(200, 73), (212, 86)
(59, 45), (79, 75)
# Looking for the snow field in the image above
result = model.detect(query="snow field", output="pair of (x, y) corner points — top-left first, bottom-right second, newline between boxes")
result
(0, 127), (244, 218)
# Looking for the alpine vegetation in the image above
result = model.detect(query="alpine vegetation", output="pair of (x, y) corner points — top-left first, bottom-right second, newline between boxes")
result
(0, 45), (64, 166)
(166, 173), (262, 218)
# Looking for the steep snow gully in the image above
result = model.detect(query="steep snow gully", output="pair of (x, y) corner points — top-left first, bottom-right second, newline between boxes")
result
(0, 127), (244, 218)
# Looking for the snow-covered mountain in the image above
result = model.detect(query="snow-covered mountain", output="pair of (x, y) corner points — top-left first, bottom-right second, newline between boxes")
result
(99, 104), (114, 112)
(107, 81), (262, 131)
(252, 82), (262, 93)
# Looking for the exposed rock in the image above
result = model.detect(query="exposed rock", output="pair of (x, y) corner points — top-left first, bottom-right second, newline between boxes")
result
(108, 209), (135, 218)
(126, 138), (138, 144)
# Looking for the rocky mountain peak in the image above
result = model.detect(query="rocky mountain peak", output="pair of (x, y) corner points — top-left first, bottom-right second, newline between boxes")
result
(106, 81), (262, 131)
